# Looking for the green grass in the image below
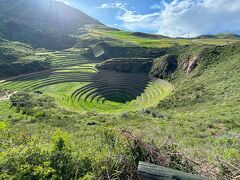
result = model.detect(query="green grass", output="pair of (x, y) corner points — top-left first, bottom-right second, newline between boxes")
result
(0, 38), (33, 59)
(34, 51), (96, 68)
(85, 27), (240, 48)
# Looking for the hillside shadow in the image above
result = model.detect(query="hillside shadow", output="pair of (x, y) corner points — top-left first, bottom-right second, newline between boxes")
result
(5, 70), (53, 82)
(90, 70), (151, 103)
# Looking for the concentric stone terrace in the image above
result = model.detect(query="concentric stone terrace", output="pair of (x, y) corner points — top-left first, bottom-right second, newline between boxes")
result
(0, 53), (172, 113)
(70, 71), (172, 113)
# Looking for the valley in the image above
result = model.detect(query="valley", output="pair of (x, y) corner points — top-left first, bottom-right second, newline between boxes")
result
(0, 52), (172, 113)
(0, 0), (239, 179)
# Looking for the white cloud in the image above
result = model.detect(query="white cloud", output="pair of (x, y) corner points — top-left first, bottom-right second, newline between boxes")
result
(98, 2), (160, 32)
(158, 0), (240, 37)
(100, 0), (240, 37)
(98, 2), (127, 10)
(117, 11), (161, 32)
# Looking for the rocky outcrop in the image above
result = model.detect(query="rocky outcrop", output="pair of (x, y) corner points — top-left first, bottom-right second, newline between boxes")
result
(96, 58), (153, 73)
(150, 55), (178, 79)
(182, 54), (202, 74)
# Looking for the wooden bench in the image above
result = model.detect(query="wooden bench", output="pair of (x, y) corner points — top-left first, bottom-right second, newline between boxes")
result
(138, 161), (210, 180)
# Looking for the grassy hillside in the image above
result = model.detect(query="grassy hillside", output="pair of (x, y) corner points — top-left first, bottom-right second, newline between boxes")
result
(149, 43), (240, 167)
(0, 0), (103, 50)
(0, 38), (33, 62)
(83, 26), (240, 48)
(0, 8), (240, 179)
(0, 0), (101, 33)
(196, 33), (240, 39)
(1, 40), (239, 179)
(0, 39), (51, 77)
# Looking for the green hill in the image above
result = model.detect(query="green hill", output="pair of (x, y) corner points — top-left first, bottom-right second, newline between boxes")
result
(150, 42), (240, 162)
(0, 0), (103, 50)
(0, 0), (105, 77)
(196, 33), (240, 39)
(0, 38), (51, 77)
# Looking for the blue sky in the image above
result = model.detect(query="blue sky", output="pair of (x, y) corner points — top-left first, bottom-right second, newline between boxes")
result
(59, 0), (240, 37)
(66, 0), (165, 32)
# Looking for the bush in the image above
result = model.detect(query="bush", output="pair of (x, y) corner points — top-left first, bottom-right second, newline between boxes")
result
(120, 112), (128, 118)
(10, 92), (55, 116)
(0, 131), (94, 179)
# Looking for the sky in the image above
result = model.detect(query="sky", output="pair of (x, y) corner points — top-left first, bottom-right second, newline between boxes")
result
(58, 0), (240, 37)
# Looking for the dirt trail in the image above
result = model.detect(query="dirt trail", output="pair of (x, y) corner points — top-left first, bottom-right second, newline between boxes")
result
(0, 91), (17, 101)
(0, 71), (50, 100)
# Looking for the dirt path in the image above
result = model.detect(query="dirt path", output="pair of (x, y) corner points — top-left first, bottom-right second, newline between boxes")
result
(0, 91), (17, 101)
(0, 70), (51, 100)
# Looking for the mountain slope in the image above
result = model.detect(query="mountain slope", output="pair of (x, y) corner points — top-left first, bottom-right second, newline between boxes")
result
(196, 33), (240, 39)
(0, 0), (103, 50)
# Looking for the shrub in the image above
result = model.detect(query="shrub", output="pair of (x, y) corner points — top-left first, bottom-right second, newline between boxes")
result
(120, 112), (128, 118)
(0, 131), (94, 179)
(10, 92), (55, 117)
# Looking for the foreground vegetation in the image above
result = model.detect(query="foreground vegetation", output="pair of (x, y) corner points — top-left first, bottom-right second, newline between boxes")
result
(0, 91), (236, 179)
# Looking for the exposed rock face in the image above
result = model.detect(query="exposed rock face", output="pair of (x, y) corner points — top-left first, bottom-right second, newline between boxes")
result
(183, 54), (201, 74)
(96, 58), (153, 73)
(151, 55), (178, 79)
